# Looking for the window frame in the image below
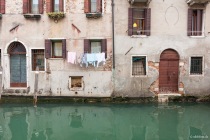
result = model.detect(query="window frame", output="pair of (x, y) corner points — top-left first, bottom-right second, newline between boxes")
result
(189, 56), (204, 76)
(84, 0), (102, 14)
(131, 55), (147, 77)
(30, 0), (39, 14)
(45, 39), (66, 59)
(84, 39), (107, 58)
(187, 8), (205, 37)
(128, 8), (151, 36)
(31, 49), (45, 71)
(23, 0), (43, 14)
(69, 76), (84, 91)
(46, 0), (64, 13)
(51, 40), (63, 58)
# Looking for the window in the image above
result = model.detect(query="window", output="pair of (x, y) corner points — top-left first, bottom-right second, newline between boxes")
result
(45, 39), (66, 59)
(46, 0), (63, 13)
(90, 0), (97, 13)
(132, 56), (146, 76)
(0, 0), (5, 14)
(90, 41), (101, 53)
(31, 0), (39, 14)
(187, 9), (203, 36)
(84, 39), (107, 58)
(32, 49), (45, 71)
(69, 76), (84, 91)
(23, 0), (43, 14)
(52, 41), (62, 58)
(84, 0), (102, 13)
(53, 0), (59, 12)
(190, 57), (203, 75)
(128, 8), (151, 36)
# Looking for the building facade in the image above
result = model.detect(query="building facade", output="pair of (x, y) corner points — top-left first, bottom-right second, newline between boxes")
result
(0, 0), (113, 97)
(1, 0), (210, 98)
(113, 0), (210, 97)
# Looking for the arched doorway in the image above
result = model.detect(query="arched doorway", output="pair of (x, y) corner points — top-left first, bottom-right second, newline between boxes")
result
(159, 49), (179, 93)
(8, 42), (27, 87)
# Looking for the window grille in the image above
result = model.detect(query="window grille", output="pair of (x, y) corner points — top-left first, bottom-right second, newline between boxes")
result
(190, 57), (202, 74)
(32, 49), (45, 71)
(132, 56), (146, 76)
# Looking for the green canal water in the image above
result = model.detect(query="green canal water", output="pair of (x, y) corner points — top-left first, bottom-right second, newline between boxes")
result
(0, 103), (209, 140)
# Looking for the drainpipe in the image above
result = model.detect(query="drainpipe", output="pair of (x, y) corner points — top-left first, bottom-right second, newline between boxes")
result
(112, 0), (115, 69)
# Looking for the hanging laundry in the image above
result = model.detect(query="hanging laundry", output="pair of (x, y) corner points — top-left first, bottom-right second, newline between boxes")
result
(86, 53), (97, 67)
(95, 53), (106, 67)
(68, 52), (77, 64)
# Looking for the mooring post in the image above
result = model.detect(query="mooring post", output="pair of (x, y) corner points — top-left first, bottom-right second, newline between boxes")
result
(34, 66), (39, 107)
(0, 66), (2, 100)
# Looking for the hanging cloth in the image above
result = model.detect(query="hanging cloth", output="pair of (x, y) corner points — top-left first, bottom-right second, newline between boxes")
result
(68, 52), (77, 64)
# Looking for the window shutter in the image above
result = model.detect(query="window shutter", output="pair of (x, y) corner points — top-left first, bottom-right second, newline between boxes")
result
(59, 0), (64, 12)
(39, 0), (43, 14)
(96, 0), (102, 13)
(128, 8), (133, 36)
(23, 0), (29, 14)
(145, 8), (151, 36)
(84, 39), (90, 53)
(187, 9), (192, 36)
(62, 39), (66, 59)
(101, 39), (107, 58)
(45, 39), (51, 59)
(46, 0), (52, 13)
(0, 0), (5, 14)
(197, 10), (202, 36)
(84, 0), (90, 13)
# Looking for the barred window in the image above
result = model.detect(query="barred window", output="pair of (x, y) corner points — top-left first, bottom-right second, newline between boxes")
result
(32, 49), (45, 71)
(132, 56), (146, 76)
(190, 57), (203, 75)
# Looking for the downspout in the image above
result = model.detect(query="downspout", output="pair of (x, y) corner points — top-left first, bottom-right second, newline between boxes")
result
(112, 0), (115, 69)
(111, 0), (115, 97)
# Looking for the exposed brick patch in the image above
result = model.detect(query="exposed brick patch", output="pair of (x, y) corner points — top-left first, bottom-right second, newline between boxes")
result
(148, 61), (159, 70)
(149, 78), (159, 94)
(103, 53), (112, 71)
(179, 82), (184, 94)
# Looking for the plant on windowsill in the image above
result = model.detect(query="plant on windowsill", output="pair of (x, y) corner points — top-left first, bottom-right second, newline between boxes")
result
(47, 12), (65, 23)
(86, 13), (102, 19)
(0, 14), (2, 19)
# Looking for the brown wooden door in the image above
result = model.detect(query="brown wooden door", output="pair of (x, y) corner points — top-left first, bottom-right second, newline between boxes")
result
(159, 49), (179, 93)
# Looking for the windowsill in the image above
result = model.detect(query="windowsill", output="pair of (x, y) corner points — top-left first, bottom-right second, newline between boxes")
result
(86, 13), (102, 18)
(49, 58), (63, 60)
(131, 35), (148, 38)
(131, 75), (147, 77)
(189, 74), (204, 76)
(189, 35), (205, 38)
(23, 14), (41, 19)
(70, 87), (84, 91)
(31, 70), (46, 73)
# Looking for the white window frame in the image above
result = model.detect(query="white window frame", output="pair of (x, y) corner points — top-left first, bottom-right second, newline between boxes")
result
(189, 56), (204, 76)
(131, 55), (147, 77)
(69, 76), (84, 91)
(30, 48), (46, 72)
(190, 8), (206, 38)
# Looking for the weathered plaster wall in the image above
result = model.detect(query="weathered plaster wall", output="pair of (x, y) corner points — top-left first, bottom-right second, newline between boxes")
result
(0, 0), (113, 97)
(113, 0), (210, 97)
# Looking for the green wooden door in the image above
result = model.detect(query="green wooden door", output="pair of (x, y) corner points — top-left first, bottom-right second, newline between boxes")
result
(10, 54), (27, 87)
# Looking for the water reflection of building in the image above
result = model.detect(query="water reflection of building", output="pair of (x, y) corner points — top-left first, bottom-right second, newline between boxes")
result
(0, 104), (209, 140)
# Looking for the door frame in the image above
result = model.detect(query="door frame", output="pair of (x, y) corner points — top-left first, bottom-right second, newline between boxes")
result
(159, 49), (179, 93)
(4, 40), (29, 89)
